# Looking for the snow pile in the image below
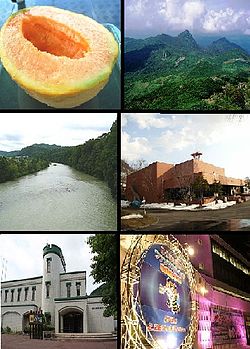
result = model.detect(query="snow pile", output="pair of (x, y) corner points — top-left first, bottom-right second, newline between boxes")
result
(203, 200), (236, 210)
(121, 200), (130, 208)
(140, 200), (237, 211)
(121, 214), (144, 220)
(141, 203), (200, 210)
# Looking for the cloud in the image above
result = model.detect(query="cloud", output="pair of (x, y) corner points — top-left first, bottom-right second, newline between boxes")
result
(126, 0), (250, 37)
(0, 114), (116, 151)
(159, 0), (205, 30)
(122, 114), (250, 177)
(121, 131), (152, 161)
(202, 8), (249, 33)
(1, 134), (22, 141)
(126, 0), (148, 15)
(122, 113), (175, 129)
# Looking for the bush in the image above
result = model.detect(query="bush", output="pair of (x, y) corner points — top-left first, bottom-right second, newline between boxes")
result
(23, 326), (30, 334)
(43, 324), (55, 332)
(2, 326), (12, 334)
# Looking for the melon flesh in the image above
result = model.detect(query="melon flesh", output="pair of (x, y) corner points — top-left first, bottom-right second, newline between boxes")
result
(0, 6), (119, 108)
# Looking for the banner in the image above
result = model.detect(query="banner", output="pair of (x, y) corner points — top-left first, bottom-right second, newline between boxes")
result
(211, 305), (246, 345)
(244, 313), (250, 345)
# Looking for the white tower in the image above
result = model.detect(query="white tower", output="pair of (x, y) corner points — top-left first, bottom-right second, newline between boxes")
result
(42, 244), (66, 325)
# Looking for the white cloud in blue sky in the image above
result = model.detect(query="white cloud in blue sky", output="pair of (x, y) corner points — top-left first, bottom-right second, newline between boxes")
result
(126, 0), (250, 37)
(122, 114), (250, 179)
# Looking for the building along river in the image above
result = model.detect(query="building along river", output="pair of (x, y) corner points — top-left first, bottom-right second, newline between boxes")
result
(0, 163), (117, 231)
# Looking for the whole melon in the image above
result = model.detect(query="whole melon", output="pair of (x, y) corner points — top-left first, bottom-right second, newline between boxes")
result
(0, 6), (119, 108)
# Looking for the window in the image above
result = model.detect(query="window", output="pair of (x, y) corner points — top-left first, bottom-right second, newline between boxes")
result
(25, 287), (29, 301)
(46, 282), (51, 298)
(66, 283), (71, 298)
(4, 290), (8, 302)
(32, 286), (36, 301)
(47, 258), (52, 273)
(11, 289), (14, 302)
(76, 282), (81, 296)
(17, 288), (21, 302)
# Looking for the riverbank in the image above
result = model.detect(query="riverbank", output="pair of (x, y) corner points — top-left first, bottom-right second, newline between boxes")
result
(0, 157), (49, 183)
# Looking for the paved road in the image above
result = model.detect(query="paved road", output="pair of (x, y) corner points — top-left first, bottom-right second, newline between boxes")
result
(136, 200), (250, 231)
(2, 335), (117, 349)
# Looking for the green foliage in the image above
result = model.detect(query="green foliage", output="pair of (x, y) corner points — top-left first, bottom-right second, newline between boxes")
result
(43, 324), (55, 331)
(124, 32), (250, 110)
(87, 234), (117, 317)
(191, 175), (210, 199)
(0, 157), (49, 183)
(2, 326), (12, 333)
(209, 181), (223, 197)
(49, 121), (117, 198)
(90, 283), (107, 297)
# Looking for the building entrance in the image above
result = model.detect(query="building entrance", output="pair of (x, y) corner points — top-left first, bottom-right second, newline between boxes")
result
(63, 311), (83, 333)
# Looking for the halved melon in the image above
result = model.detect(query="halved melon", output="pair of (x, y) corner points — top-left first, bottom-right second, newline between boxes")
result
(0, 6), (119, 108)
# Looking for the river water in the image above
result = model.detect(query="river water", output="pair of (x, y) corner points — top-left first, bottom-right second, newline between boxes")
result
(0, 163), (117, 231)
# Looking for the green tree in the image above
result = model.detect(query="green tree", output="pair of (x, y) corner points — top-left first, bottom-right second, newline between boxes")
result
(210, 180), (223, 196)
(87, 234), (117, 317)
(191, 175), (210, 199)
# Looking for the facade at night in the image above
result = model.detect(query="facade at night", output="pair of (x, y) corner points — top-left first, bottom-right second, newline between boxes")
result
(120, 234), (250, 349)
(125, 157), (245, 203)
(176, 234), (250, 349)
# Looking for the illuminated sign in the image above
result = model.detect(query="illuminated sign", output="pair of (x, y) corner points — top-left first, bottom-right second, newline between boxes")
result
(134, 244), (192, 349)
(121, 235), (197, 349)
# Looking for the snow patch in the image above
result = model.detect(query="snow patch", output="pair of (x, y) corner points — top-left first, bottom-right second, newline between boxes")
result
(121, 200), (130, 208)
(140, 200), (236, 211)
(121, 214), (144, 220)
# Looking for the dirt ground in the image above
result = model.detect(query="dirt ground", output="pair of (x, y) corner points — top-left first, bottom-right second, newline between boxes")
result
(1, 334), (117, 349)
(123, 200), (250, 231)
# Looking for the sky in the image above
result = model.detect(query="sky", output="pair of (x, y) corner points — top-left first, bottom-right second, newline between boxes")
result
(0, 234), (102, 295)
(122, 114), (250, 179)
(0, 113), (116, 152)
(125, 0), (250, 38)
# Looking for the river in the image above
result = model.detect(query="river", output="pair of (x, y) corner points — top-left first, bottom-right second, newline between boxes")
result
(0, 163), (117, 231)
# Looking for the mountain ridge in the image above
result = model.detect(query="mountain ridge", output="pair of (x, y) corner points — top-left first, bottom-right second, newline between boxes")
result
(125, 30), (250, 110)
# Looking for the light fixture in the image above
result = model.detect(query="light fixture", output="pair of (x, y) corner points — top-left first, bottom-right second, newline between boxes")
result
(200, 286), (208, 295)
(187, 245), (195, 256)
(184, 243), (195, 256)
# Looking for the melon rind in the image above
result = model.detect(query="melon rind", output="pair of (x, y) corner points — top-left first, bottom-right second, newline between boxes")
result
(0, 6), (119, 108)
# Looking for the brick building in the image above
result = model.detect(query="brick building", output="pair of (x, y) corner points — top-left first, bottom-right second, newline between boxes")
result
(126, 157), (244, 203)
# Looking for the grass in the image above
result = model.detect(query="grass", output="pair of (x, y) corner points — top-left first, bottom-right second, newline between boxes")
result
(121, 209), (157, 230)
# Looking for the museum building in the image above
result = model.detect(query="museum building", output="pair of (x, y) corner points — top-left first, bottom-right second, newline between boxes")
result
(120, 234), (250, 349)
(126, 154), (245, 203)
(1, 244), (114, 334)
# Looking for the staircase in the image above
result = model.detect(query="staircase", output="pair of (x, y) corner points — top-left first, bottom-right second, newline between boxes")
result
(55, 332), (117, 341)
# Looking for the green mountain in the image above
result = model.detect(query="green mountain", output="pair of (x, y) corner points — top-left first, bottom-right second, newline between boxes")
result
(0, 150), (20, 157)
(125, 30), (250, 110)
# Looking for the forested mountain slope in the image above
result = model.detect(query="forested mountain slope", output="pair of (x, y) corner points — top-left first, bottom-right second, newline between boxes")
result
(125, 30), (250, 110)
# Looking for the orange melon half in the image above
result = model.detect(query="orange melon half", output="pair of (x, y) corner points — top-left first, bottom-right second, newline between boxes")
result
(0, 6), (119, 108)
